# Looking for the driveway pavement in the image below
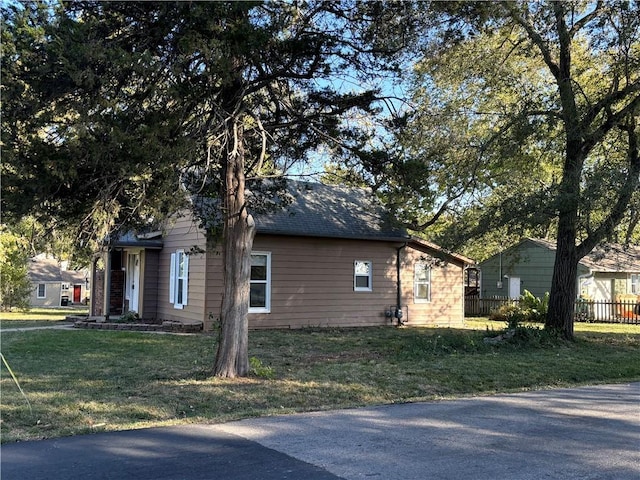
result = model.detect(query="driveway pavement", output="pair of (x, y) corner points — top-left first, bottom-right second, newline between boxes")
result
(2, 383), (639, 480)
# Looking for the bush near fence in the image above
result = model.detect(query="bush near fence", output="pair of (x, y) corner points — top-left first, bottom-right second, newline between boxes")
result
(465, 297), (640, 324)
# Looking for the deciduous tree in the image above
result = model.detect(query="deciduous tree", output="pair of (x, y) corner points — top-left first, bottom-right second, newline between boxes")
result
(391, 1), (639, 339)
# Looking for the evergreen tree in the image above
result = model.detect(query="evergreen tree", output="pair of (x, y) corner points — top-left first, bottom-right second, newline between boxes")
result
(2, 1), (416, 376)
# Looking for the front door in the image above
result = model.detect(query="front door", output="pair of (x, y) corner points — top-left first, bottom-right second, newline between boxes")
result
(73, 285), (82, 303)
(126, 252), (141, 313)
(509, 276), (521, 299)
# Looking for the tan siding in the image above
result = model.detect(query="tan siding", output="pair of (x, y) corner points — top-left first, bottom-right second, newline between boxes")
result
(401, 247), (465, 327)
(203, 248), (224, 330)
(152, 211), (465, 330)
(197, 234), (465, 331)
(30, 282), (62, 307)
(156, 213), (208, 323)
(248, 236), (400, 329)
(141, 250), (159, 320)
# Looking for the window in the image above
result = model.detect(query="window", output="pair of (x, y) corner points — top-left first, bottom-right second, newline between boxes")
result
(632, 274), (639, 294)
(61, 283), (70, 291)
(37, 284), (46, 298)
(169, 250), (189, 309)
(249, 252), (271, 313)
(414, 263), (431, 302)
(354, 260), (372, 292)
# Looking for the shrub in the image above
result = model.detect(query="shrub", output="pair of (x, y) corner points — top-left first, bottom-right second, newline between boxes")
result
(489, 304), (528, 329)
(519, 290), (549, 322)
(115, 311), (140, 323)
(489, 290), (550, 328)
(249, 357), (275, 379)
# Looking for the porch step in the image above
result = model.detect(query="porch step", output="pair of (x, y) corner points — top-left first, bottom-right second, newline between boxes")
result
(73, 319), (203, 333)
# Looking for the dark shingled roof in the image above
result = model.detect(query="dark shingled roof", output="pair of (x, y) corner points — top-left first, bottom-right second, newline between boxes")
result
(112, 231), (164, 249)
(580, 243), (640, 272)
(28, 257), (86, 283)
(255, 181), (409, 241)
(28, 257), (61, 283)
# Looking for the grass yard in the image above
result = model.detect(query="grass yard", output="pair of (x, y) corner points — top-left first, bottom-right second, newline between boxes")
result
(1, 307), (88, 329)
(1, 321), (639, 443)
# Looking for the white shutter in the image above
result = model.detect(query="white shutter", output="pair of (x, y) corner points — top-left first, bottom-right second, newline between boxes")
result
(169, 253), (176, 303)
(182, 253), (189, 306)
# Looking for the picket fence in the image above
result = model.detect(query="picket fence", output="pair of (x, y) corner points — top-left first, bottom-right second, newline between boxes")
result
(465, 297), (640, 324)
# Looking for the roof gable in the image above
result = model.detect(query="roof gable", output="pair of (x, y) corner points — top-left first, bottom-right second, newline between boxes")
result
(28, 257), (62, 282)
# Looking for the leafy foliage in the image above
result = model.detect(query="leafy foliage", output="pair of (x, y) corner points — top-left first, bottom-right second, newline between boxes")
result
(0, 227), (32, 311)
(489, 290), (550, 327)
(373, 1), (640, 338)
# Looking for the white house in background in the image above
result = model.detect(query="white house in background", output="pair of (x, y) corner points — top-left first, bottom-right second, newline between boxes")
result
(28, 254), (89, 307)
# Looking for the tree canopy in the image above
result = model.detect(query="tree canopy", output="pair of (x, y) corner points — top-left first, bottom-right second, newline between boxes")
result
(420, 1), (639, 337)
(2, 0), (418, 376)
(323, 1), (639, 338)
(4, 1), (637, 347)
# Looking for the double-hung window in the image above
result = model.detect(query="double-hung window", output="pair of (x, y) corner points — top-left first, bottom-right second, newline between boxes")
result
(169, 250), (189, 309)
(414, 263), (431, 302)
(37, 284), (46, 298)
(249, 252), (271, 313)
(354, 260), (372, 292)
(632, 274), (639, 294)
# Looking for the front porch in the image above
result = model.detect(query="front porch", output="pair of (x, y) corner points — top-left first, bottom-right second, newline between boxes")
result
(90, 232), (163, 321)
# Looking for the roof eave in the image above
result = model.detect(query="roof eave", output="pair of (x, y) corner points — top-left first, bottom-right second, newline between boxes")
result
(256, 230), (411, 243)
(409, 237), (476, 265)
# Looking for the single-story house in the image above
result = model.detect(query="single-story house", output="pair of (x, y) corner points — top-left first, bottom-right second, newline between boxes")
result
(479, 238), (640, 302)
(28, 254), (89, 307)
(90, 181), (474, 330)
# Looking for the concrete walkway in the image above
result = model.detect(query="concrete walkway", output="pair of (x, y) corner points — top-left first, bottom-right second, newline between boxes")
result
(2, 383), (639, 480)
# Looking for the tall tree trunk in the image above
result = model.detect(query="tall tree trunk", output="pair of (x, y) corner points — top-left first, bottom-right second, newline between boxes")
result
(546, 218), (578, 340)
(213, 120), (256, 378)
(545, 123), (583, 340)
(543, 5), (581, 341)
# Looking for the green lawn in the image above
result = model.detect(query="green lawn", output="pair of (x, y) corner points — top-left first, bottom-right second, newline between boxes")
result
(1, 321), (639, 443)
(0, 307), (88, 329)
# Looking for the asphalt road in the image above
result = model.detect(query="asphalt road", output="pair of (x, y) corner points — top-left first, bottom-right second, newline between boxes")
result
(2, 383), (639, 480)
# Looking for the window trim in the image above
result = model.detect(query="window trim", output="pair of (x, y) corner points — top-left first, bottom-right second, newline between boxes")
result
(631, 274), (639, 294)
(37, 283), (46, 298)
(354, 260), (373, 292)
(169, 250), (189, 310)
(414, 262), (431, 303)
(249, 252), (271, 313)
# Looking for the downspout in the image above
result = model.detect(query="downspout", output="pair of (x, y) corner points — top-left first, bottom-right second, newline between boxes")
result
(395, 243), (407, 325)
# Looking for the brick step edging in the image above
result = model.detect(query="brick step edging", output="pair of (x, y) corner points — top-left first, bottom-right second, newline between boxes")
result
(73, 321), (203, 333)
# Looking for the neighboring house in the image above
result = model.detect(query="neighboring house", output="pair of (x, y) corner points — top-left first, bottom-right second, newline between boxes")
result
(28, 254), (89, 307)
(479, 238), (640, 303)
(90, 181), (474, 330)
